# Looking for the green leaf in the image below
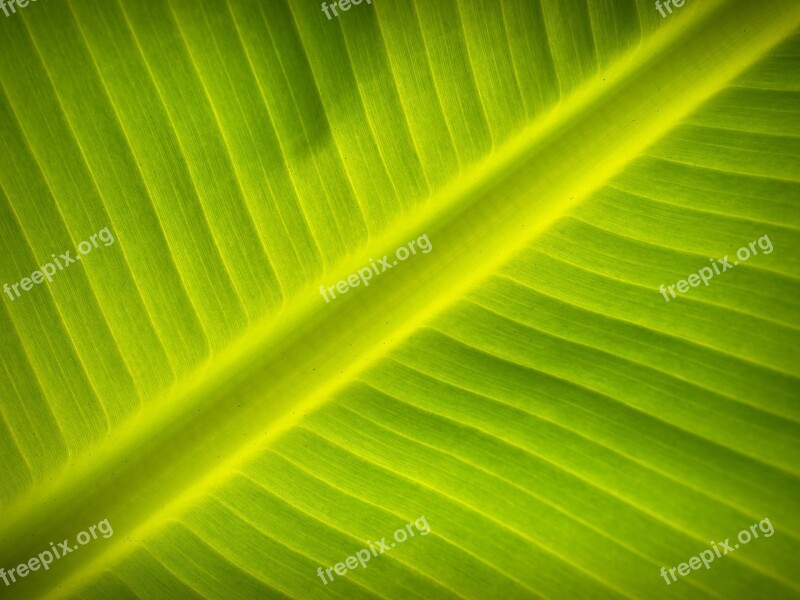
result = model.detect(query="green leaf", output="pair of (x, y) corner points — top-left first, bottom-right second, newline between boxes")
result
(0, 0), (798, 598)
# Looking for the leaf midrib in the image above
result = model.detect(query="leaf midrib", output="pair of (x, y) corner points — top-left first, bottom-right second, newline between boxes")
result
(2, 1), (799, 597)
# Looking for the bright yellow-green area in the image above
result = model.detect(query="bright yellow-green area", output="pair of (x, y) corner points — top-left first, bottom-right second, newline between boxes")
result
(0, 0), (798, 598)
